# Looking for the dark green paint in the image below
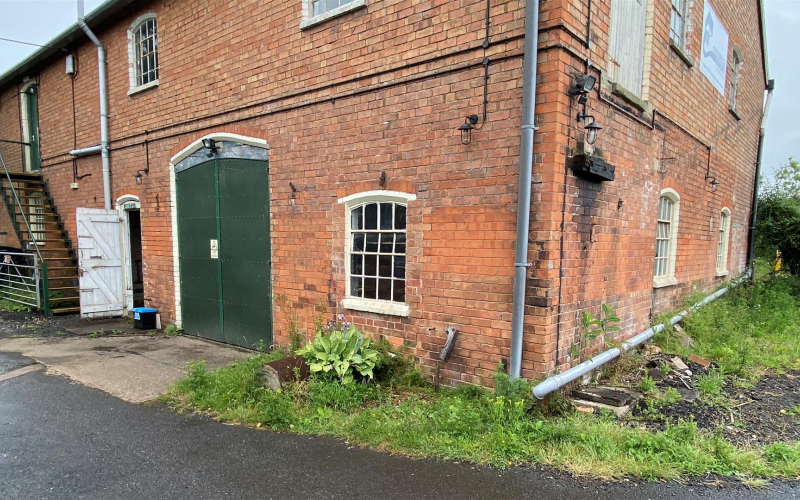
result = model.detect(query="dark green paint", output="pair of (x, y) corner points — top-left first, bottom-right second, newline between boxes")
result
(175, 158), (272, 349)
(25, 86), (40, 172)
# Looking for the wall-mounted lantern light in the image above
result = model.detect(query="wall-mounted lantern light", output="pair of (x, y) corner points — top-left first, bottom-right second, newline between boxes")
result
(202, 138), (218, 157)
(458, 115), (479, 145)
(134, 166), (149, 185)
(577, 111), (602, 145)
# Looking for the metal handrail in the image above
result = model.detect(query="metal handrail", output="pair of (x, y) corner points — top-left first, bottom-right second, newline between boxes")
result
(0, 151), (51, 315)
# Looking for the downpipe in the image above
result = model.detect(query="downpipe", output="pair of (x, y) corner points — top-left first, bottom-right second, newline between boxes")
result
(77, 0), (111, 209)
(746, 79), (775, 272)
(532, 284), (734, 399)
(509, 0), (541, 380)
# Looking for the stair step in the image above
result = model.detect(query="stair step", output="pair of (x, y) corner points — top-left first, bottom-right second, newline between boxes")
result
(51, 307), (80, 315)
(49, 286), (79, 291)
(50, 297), (81, 303)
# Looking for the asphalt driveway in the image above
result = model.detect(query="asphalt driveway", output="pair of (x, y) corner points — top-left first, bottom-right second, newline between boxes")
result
(1, 351), (799, 500)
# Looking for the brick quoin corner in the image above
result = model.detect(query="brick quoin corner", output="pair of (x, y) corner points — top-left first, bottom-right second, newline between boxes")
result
(0, 0), (768, 385)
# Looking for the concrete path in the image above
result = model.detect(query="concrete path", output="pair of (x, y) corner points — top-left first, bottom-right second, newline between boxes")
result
(2, 350), (798, 500)
(0, 335), (249, 402)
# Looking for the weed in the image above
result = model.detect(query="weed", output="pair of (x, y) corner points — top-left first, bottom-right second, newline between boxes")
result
(164, 325), (184, 336)
(638, 374), (657, 394)
(308, 379), (380, 412)
(696, 369), (726, 398)
(0, 299), (33, 312)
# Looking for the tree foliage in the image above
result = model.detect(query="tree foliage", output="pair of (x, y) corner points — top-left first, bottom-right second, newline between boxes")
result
(757, 158), (800, 273)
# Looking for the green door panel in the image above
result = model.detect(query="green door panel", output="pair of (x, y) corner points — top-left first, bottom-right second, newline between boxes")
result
(175, 157), (272, 350)
(218, 159), (272, 349)
(176, 160), (223, 342)
(26, 87), (40, 172)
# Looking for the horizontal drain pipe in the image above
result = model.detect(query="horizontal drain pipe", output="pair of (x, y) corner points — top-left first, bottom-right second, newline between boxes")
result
(532, 285), (734, 400)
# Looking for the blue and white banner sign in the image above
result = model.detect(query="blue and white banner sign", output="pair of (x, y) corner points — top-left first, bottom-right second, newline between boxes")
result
(700, 0), (729, 95)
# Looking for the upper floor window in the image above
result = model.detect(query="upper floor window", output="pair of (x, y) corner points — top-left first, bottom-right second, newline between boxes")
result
(729, 48), (743, 113)
(607, 0), (648, 98)
(654, 188), (680, 288)
(716, 208), (731, 275)
(670, 0), (687, 48)
(127, 14), (159, 94)
(300, 0), (367, 29)
(338, 190), (415, 317)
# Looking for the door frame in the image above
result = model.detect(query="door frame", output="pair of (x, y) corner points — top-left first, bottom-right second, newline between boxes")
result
(116, 194), (141, 314)
(169, 132), (270, 328)
(19, 82), (40, 173)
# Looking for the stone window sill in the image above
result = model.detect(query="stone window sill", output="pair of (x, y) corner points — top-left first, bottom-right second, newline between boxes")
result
(128, 80), (159, 96)
(729, 107), (742, 120)
(341, 297), (410, 317)
(653, 276), (678, 289)
(716, 269), (729, 277)
(669, 39), (695, 68)
(301, 0), (367, 30)
(610, 83), (650, 113)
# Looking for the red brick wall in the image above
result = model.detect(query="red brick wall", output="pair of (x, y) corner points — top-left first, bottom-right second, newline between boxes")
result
(0, 0), (765, 385)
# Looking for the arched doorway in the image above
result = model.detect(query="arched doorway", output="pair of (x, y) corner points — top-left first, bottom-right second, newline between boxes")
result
(171, 134), (272, 349)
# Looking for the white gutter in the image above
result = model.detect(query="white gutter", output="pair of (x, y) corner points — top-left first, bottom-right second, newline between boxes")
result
(532, 277), (744, 399)
(77, 0), (111, 209)
(69, 145), (102, 157)
(508, 0), (541, 380)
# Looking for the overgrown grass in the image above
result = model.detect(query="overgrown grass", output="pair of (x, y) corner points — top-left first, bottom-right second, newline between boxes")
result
(654, 268), (800, 377)
(164, 355), (800, 481)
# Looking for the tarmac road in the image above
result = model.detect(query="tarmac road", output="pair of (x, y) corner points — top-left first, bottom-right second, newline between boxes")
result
(1, 350), (798, 500)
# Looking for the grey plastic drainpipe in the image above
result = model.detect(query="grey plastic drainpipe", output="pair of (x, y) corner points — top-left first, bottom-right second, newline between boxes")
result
(77, 0), (112, 210)
(746, 79), (775, 273)
(509, 0), (541, 380)
(531, 281), (739, 399)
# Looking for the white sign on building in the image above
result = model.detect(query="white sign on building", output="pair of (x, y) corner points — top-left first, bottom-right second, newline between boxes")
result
(700, 0), (729, 95)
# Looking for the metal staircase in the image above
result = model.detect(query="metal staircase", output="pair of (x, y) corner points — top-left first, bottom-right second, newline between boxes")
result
(0, 168), (80, 315)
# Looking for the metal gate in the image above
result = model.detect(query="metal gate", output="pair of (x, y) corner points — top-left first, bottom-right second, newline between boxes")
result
(176, 158), (272, 349)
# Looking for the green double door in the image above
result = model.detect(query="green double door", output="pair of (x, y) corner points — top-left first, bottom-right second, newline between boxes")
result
(176, 158), (272, 349)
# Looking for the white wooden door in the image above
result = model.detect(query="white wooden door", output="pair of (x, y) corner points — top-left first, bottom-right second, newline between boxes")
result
(77, 208), (124, 318)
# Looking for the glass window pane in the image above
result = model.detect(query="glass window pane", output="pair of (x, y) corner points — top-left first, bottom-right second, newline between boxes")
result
(363, 278), (377, 299)
(378, 279), (392, 301)
(365, 203), (377, 230)
(351, 206), (363, 230)
(380, 203), (393, 230)
(351, 254), (363, 275)
(395, 233), (406, 254)
(394, 256), (406, 279)
(393, 280), (405, 303)
(364, 255), (377, 276)
(378, 255), (392, 277)
(394, 204), (406, 230)
(353, 233), (365, 252)
(380, 233), (394, 253)
(313, 0), (323, 16)
(365, 233), (379, 252)
(350, 277), (363, 297)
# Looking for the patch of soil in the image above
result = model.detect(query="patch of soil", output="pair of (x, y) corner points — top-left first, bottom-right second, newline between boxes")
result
(0, 310), (80, 339)
(631, 364), (800, 446)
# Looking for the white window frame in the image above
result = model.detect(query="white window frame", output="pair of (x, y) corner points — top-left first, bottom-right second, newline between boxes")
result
(716, 207), (731, 276)
(669, 0), (688, 49)
(127, 13), (159, 95)
(654, 188), (680, 288)
(338, 190), (415, 317)
(300, 0), (367, 30)
(729, 48), (743, 112)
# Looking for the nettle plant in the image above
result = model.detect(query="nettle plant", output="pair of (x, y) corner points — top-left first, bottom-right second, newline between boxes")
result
(296, 325), (379, 385)
(571, 303), (621, 364)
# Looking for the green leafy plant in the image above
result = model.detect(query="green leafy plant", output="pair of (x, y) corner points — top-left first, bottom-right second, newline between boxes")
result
(164, 324), (184, 336)
(296, 326), (379, 384)
(571, 303), (621, 364)
(638, 374), (656, 394)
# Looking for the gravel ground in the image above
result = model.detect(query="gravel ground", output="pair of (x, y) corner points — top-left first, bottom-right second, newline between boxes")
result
(0, 310), (80, 339)
(629, 355), (800, 446)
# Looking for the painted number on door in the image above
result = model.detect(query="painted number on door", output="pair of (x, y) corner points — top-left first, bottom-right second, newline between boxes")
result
(210, 239), (219, 259)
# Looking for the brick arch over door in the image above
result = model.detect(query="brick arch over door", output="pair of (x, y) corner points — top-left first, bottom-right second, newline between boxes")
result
(169, 132), (270, 349)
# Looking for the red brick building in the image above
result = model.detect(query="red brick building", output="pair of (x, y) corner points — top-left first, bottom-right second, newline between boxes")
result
(0, 0), (769, 384)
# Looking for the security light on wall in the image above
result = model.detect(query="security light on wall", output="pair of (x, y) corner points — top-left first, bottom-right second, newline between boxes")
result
(202, 138), (219, 157)
(569, 74), (597, 95)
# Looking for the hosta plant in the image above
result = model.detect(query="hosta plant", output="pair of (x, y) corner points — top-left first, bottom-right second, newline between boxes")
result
(296, 326), (379, 384)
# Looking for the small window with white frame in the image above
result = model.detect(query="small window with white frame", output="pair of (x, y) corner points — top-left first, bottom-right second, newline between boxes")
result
(338, 191), (415, 317)
(654, 189), (680, 287)
(729, 48), (743, 113)
(300, 0), (367, 29)
(716, 207), (731, 275)
(670, 0), (688, 48)
(127, 14), (159, 94)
